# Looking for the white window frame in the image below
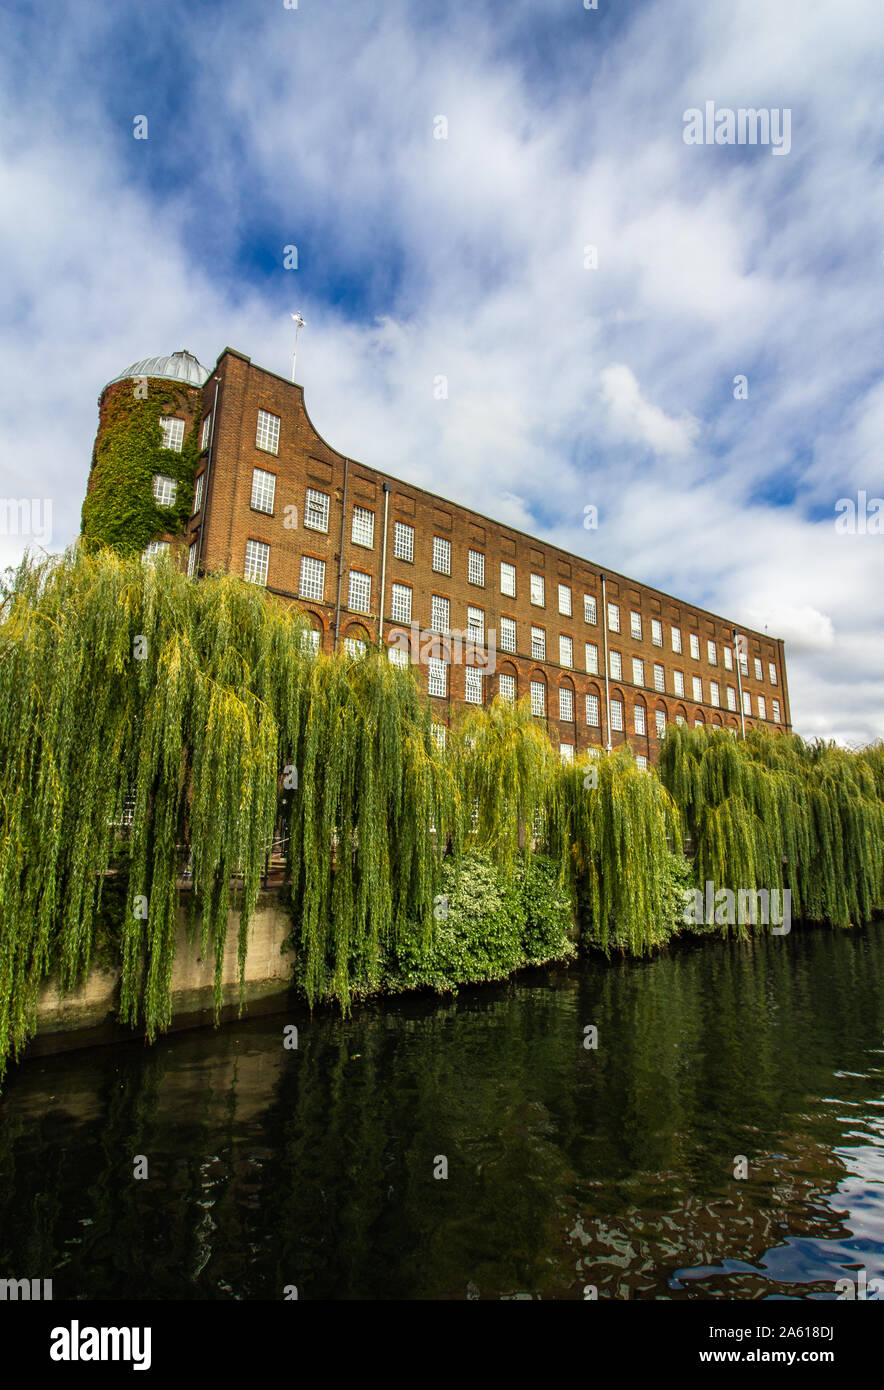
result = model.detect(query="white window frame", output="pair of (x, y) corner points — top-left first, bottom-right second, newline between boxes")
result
(391, 582), (412, 624)
(559, 635), (573, 668)
(251, 467), (276, 514)
(299, 555), (326, 602)
(584, 594), (597, 624)
(634, 704), (646, 735)
(305, 488), (330, 533)
(152, 473), (177, 507)
(465, 667), (483, 705)
(586, 693), (600, 726)
(585, 642), (599, 675)
(159, 416), (185, 451)
(530, 573), (545, 607)
(432, 536), (451, 575)
(651, 619), (663, 647)
(632, 657), (644, 686)
(499, 616), (516, 654)
(394, 521), (414, 561)
(610, 698), (623, 732)
(499, 672), (516, 704)
(500, 561), (516, 597)
(468, 550), (485, 586)
(530, 680), (546, 717)
(244, 539), (270, 586)
(607, 602), (620, 633)
(431, 595), (450, 633)
(256, 409), (280, 455)
(351, 506), (375, 548)
(630, 610), (642, 640)
(559, 687), (574, 722)
(558, 584), (572, 616)
(531, 626), (546, 661)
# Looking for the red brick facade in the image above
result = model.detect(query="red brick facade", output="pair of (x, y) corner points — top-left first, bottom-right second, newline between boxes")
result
(121, 347), (794, 761)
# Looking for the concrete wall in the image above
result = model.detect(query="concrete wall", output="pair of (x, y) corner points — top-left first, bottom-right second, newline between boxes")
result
(30, 888), (296, 1056)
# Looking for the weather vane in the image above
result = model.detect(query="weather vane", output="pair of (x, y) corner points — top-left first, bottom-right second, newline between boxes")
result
(290, 311), (307, 382)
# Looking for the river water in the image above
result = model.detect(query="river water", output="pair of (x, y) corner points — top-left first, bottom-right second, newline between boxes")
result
(2, 922), (883, 1301)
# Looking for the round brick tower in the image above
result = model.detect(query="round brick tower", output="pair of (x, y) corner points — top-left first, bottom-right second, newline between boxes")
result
(81, 350), (210, 559)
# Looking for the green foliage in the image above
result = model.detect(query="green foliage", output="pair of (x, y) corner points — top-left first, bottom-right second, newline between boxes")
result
(384, 851), (575, 993)
(549, 746), (682, 954)
(657, 724), (884, 932)
(81, 381), (202, 554)
(1, 545), (881, 1085)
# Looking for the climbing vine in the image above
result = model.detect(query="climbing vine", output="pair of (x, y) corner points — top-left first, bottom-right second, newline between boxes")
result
(80, 379), (203, 555)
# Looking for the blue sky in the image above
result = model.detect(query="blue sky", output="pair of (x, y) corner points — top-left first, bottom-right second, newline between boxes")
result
(1, 0), (882, 744)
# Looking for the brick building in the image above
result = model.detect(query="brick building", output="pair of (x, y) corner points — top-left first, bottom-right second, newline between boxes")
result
(90, 346), (793, 764)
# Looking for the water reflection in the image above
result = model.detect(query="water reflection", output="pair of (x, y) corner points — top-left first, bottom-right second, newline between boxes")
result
(1, 922), (883, 1299)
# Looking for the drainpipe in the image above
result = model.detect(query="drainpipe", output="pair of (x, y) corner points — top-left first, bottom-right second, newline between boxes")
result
(601, 572), (612, 751)
(333, 459), (349, 653)
(378, 482), (392, 647)
(194, 377), (220, 575)
(734, 629), (746, 738)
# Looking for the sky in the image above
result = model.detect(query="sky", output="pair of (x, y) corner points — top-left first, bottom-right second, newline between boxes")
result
(0, 0), (882, 746)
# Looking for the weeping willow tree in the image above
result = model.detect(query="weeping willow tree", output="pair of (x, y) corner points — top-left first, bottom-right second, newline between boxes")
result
(547, 746), (683, 954)
(284, 648), (458, 1009)
(657, 724), (884, 931)
(0, 548), (454, 1078)
(448, 695), (559, 869)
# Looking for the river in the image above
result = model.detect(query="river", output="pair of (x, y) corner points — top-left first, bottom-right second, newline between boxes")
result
(1, 921), (883, 1300)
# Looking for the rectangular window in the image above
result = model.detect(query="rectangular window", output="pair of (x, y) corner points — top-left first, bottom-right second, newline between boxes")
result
(559, 635), (573, 668)
(244, 539), (270, 586)
(651, 618), (663, 647)
(256, 409), (280, 455)
(634, 704), (646, 735)
(468, 550), (485, 586)
(201, 414), (212, 450)
(707, 640), (717, 665)
(758, 694), (767, 719)
(754, 657), (763, 681)
(531, 626), (546, 661)
(388, 645), (408, 668)
(724, 646), (734, 671)
(348, 570), (372, 614)
(653, 663), (665, 693)
(630, 610), (642, 640)
(632, 657), (645, 686)
(301, 629), (321, 657)
(431, 722), (447, 750)
(671, 626), (683, 654)
(636, 754), (648, 771)
(431, 595), (450, 632)
(345, 637), (367, 660)
(676, 715), (685, 727)
(499, 616), (516, 653)
(560, 742), (574, 764)
(530, 680), (546, 717)
(772, 698), (781, 722)
(394, 521), (414, 561)
(193, 472), (205, 513)
(304, 487), (330, 532)
(558, 584), (572, 616)
(586, 693), (600, 726)
(187, 542), (197, 578)
(152, 473), (177, 507)
(655, 709), (666, 736)
(585, 642), (599, 675)
(432, 536), (451, 574)
(559, 687), (574, 722)
(584, 594), (597, 624)
(467, 606), (485, 642)
(500, 561), (516, 597)
(465, 667), (483, 705)
(499, 672), (516, 704)
(251, 468), (276, 514)
(428, 658), (447, 697)
(690, 633), (700, 660)
(607, 602), (620, 633)
(674, 670), (685, 697)
(769, 662), (778, 685)
(391, 582), (412, 624)
(299, 555), (326, 601)
(710, 681), (720, 707)
(727, 685), (737, 711)
(530, 573), (545, 606)
(351, 505), (374, 548)
(609, 650), (622, 679)
(610, 698), (623, 732)
(160, 416), (185, 451)
(739, 651), (749, 677)
(742, 689), (752, 715)
(692, 675), (703, 702)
